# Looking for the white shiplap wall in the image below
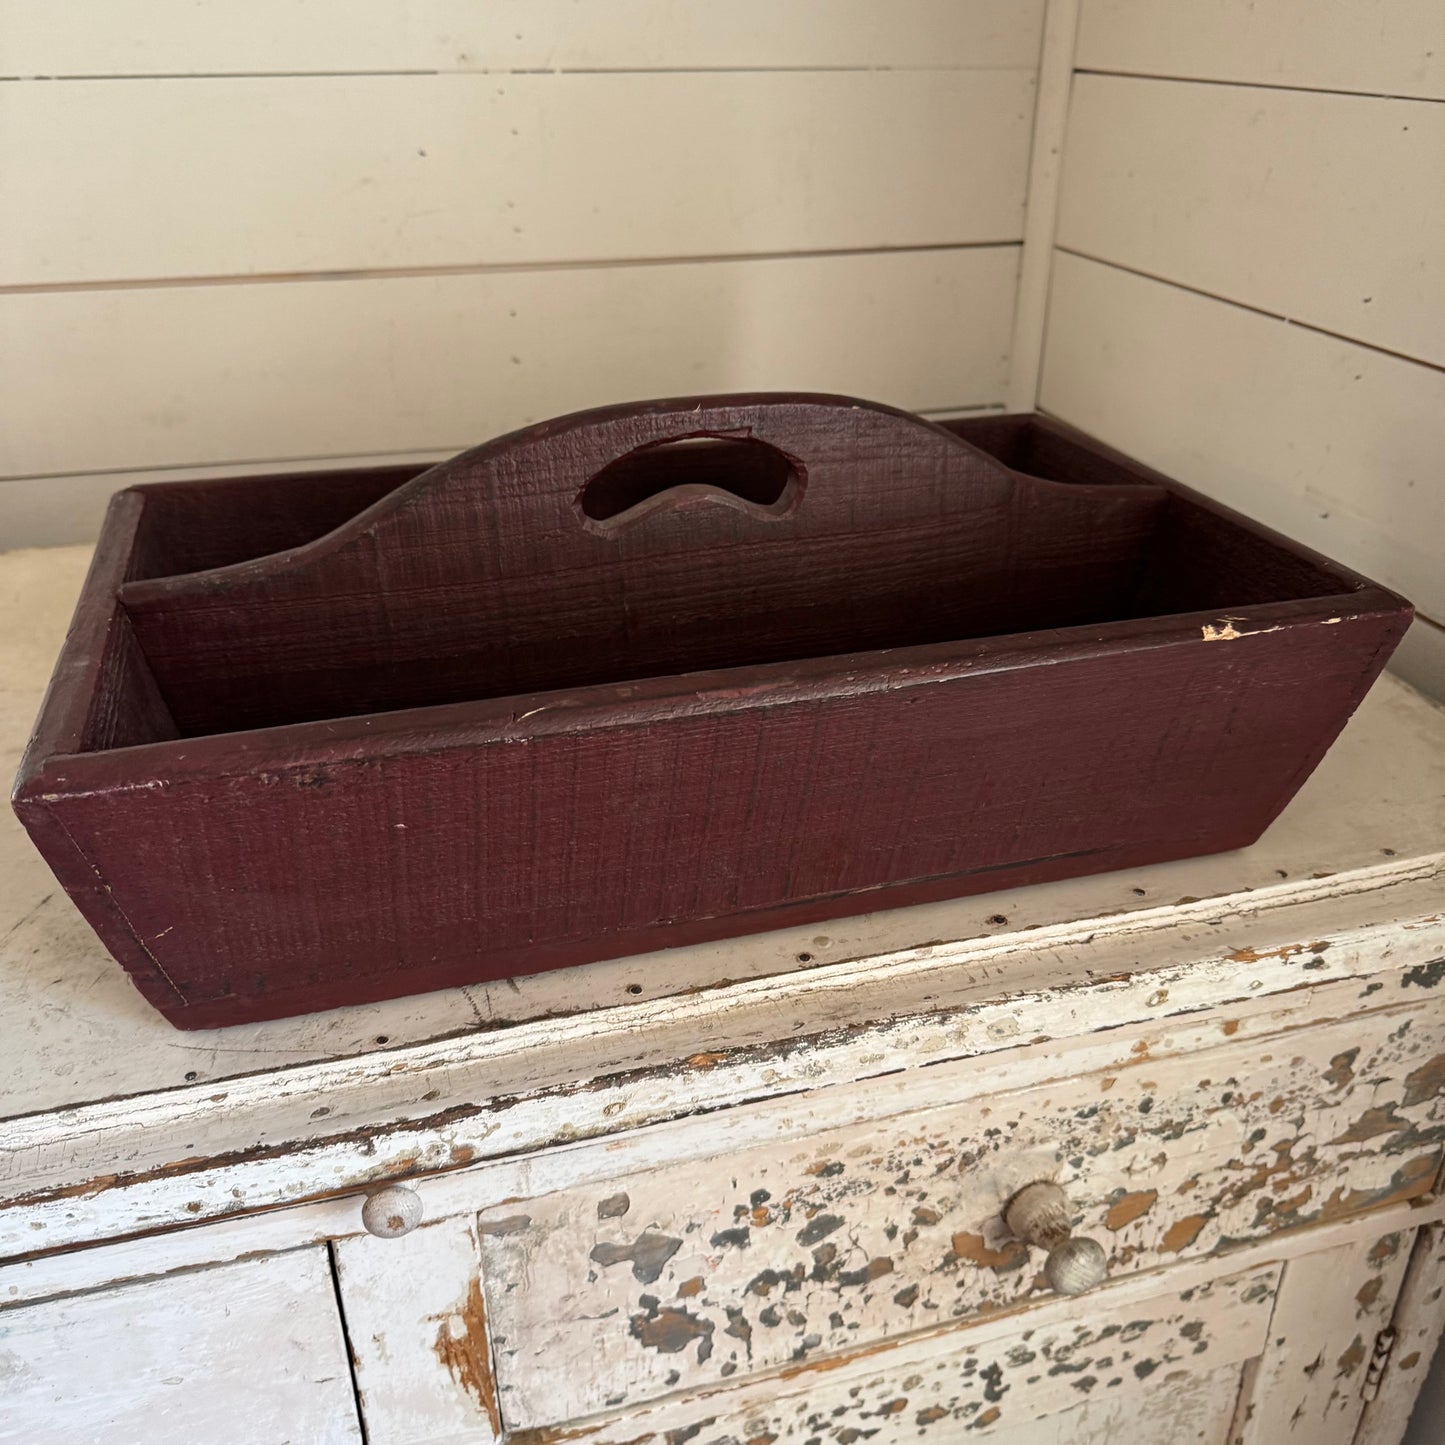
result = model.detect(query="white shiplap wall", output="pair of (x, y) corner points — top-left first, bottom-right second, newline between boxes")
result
(0, 1), (1044, 543)
(3, 0), (1440, 705)
(1040, 0), (1445, 699)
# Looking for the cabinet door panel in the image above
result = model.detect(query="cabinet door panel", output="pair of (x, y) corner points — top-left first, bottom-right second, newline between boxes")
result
(1235, 1225), (1414, 1445)
(0, 1248), (361, 1445)
(335, 1216), (502, 1445)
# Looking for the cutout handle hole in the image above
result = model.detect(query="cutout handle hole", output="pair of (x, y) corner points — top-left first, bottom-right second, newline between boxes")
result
(579, 435), (800, 523)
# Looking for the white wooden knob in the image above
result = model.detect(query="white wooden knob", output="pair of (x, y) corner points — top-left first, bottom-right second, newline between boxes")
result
(1003, 1181), (1108, 1296)
(361, 1184), (423, 1238)
(1040, 1235), (1109, 1296)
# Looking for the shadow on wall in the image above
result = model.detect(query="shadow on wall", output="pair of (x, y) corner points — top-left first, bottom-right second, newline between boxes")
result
(1403, 1345), (1445, 1444)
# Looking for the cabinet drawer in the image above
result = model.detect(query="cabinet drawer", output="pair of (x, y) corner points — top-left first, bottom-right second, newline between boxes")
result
(0, 1248), (361, 1445)
(479, 1002), (1445, 1427)
(510, 1260), (1280, 1445)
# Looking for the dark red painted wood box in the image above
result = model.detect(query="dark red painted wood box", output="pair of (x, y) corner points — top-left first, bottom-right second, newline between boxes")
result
(13, 396), (1412, 1029)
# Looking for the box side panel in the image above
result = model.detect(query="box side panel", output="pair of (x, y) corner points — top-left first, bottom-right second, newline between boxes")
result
(10, 796), (190, 1017)
(12, 488), (150, 772)
(126, 465), (424, 579)
(42, 610), (1406, 1027)
(10, 487), (192, 1018)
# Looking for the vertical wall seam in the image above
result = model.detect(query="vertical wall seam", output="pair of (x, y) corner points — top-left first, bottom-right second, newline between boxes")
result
(1004, 0), (1081, 413)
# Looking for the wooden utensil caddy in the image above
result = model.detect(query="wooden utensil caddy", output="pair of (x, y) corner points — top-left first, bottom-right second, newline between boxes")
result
(13, 395), (1411, 1028)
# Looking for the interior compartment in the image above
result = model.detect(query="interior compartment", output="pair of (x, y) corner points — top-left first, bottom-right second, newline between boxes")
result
(125, 465), (424, 582)
(941, 416), (1362, 617)
(85, 415), (1364, 751)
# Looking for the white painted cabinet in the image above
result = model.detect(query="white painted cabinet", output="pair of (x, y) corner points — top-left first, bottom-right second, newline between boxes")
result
(0, 1249), (362, 1445)
(3, 558), (1444, 1443)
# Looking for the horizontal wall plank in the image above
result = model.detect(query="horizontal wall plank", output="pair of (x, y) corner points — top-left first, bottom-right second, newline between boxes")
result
(0, 70), (1033, 287)
(1057, 75), (1445, 367)
(1039, 252), (1445, 625)
(0, 412), (1004, 549)
(0, 452), (450, 550)
(0, 1), (1044, 76)
(1076, 0), (1445, 99)
(0, 246), (1016, 491)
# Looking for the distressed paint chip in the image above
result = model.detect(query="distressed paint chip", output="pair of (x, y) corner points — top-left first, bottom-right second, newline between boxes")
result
(432, 1276), (502, 1436)
(1105, 1190), (1159, 1231)
(631, 1300), (715, 1362)
(527, 1265), (1279, 1444)
(479, 1005), (1445, 1427)
(591, 1233), (684, 1285)
(1201, 622), (1244, 641)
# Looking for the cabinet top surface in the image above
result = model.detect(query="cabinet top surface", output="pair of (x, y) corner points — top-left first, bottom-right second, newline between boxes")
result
(2, 543), (1443, 1122)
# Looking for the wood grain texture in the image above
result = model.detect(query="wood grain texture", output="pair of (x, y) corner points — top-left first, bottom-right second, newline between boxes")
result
(491, 1262), (1277, 1441)
(0, 0), (1045, 76)
(1058, 74), (1445, 367)
(0, 246), (1017, 483)
(0, 1248), (362, 1444)
(1040, 251), (1445, 625)
(1234, 1228), (1414, 1444)
(478, 1003), (1445, 1421)
(3, 568), (1440, 1258)
(13, 404), (1409, 1026)
(0, 70), (1033, 287)
(1075, 0), (1445, 100)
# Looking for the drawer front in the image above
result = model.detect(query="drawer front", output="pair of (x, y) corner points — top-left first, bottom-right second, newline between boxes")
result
(479, 1002), (1445, 1427)
(508, 1260), (1279, 1445)
(0, 1247), (361, 1445)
